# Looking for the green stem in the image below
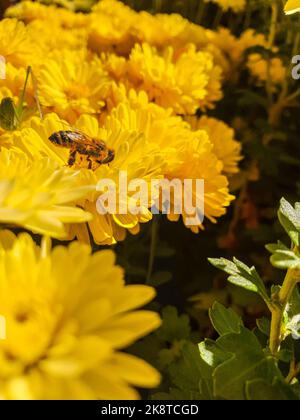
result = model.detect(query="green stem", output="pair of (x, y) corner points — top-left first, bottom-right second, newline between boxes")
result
(146, 216), (159, 284)
(286, 88), (300, 103)
(243, 0), (252, 30)
(286, 362), (300, 383)
(268, 1), (279, 50)
(17, 66), (31, 114)
(212, 7), (223, 29)
(195, 1), (206, 25)
(153, 0), (162, 12)
(269, 269), (299, 356)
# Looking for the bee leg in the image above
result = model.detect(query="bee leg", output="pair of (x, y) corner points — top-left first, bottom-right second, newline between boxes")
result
(68, 150), (77, 167)
(87, 157), (93, 170)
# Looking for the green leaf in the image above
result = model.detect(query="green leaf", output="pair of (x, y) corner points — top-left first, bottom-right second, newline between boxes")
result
(149, 271), (172, 287)
(278, 198), (300, 247)
(284, 286), (300, 340)
(256, 317), (271, 336)
(168, 342), (212, 400)
(209, 302), (243, 336)
(157, 306), (191, 342)
(213, 327), (283, 400)
(246, 379), (300, 400)
(199, 339), (231, 369)
(208, 257), (270, 303)
(266, 241), (300, 269)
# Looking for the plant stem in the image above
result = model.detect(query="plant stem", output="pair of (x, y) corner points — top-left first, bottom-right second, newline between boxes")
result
(268, 1), (279, 50)
(286, 362), (300, 383)
(146, 216), (159, 284)
(286, 88), (300, 103)
(243, 0), (252, 30)
(195, 0), (205, 25)
(18, 66), (31, 112)
(153, 0), (162, 12)
(269, 269), (299, 356)
(213, 7), (223, 29)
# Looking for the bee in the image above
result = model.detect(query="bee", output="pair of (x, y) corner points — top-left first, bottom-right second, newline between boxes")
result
(49, 130), (115, 170)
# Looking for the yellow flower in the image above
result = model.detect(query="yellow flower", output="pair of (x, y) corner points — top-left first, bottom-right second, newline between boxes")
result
(128, 43), (223, 114)
(205, 0), (246, 12)
(10, 111), (165, 245)
(6, 0), (89, 28)
(88, 0), (137, 54)
(27, 19), (88, 53)
(0, 63), (35, 107)
(102, 96), (234, 231)
(0, 147), (91, 238)
(238, 29), (269, 53)
(38, 50), (111, 123)
(165, 131), (234, 232)
(0, 18), (36, 69)
(187, 116), (242, 175)
(0, 232), (161, 399)
(285, 0), (300, 14)
(247, 53), (286, 86)
(133, 12), (191, 48)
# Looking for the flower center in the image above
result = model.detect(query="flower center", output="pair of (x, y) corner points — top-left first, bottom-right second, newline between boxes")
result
(66, 83), (90, 100)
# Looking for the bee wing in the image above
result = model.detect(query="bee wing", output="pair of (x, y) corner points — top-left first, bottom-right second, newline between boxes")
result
(57, 120), (98, 147)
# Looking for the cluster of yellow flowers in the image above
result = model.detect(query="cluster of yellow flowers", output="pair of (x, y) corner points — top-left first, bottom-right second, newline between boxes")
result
(0, 0), (284, 400)
(0, 0), (244, 245)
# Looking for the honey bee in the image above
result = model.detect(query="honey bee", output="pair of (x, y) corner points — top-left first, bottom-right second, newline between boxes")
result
(49, 130), (115, 170)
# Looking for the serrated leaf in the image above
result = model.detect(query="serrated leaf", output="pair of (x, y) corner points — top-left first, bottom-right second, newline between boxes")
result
(199, 339), (231, 369)
(168, 342), (212, 400)
(208, 257), (270, 303)
(157, 306), (191, 342)
(246, 379), (300, 400)
(209, 302), (243, 336)
(284, 286), (300, 340)
(278, 198), (300, 247)
(213, 327), (283, 400)
(266, 241), (300, 269)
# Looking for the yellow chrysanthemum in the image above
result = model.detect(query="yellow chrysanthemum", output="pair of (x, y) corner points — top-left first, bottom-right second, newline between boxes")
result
(6, 1), (89, 28)
(247, 53), (286, 86)
(38, 50), (111, 123)
(100, 96), (234, 231)
(237, 29), (269, 54)
(187, 116), (242, 175)
(205, 0), (246, 12)
(165, 131), (234, 232)
(88, 0), (137, 54)
(0, 232), (161, 400)
(9, 111), (165, 245)
(27, 19), (88, 53)
(0, 18), (36, 68)
(133, 12), (194, 48)
(285, 0), (300, 14)
(128, 43), (223, 114)
(0, 147), (92, 238)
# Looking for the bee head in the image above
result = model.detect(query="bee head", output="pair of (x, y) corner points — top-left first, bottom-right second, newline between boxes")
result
(49, 132), (62, 146)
